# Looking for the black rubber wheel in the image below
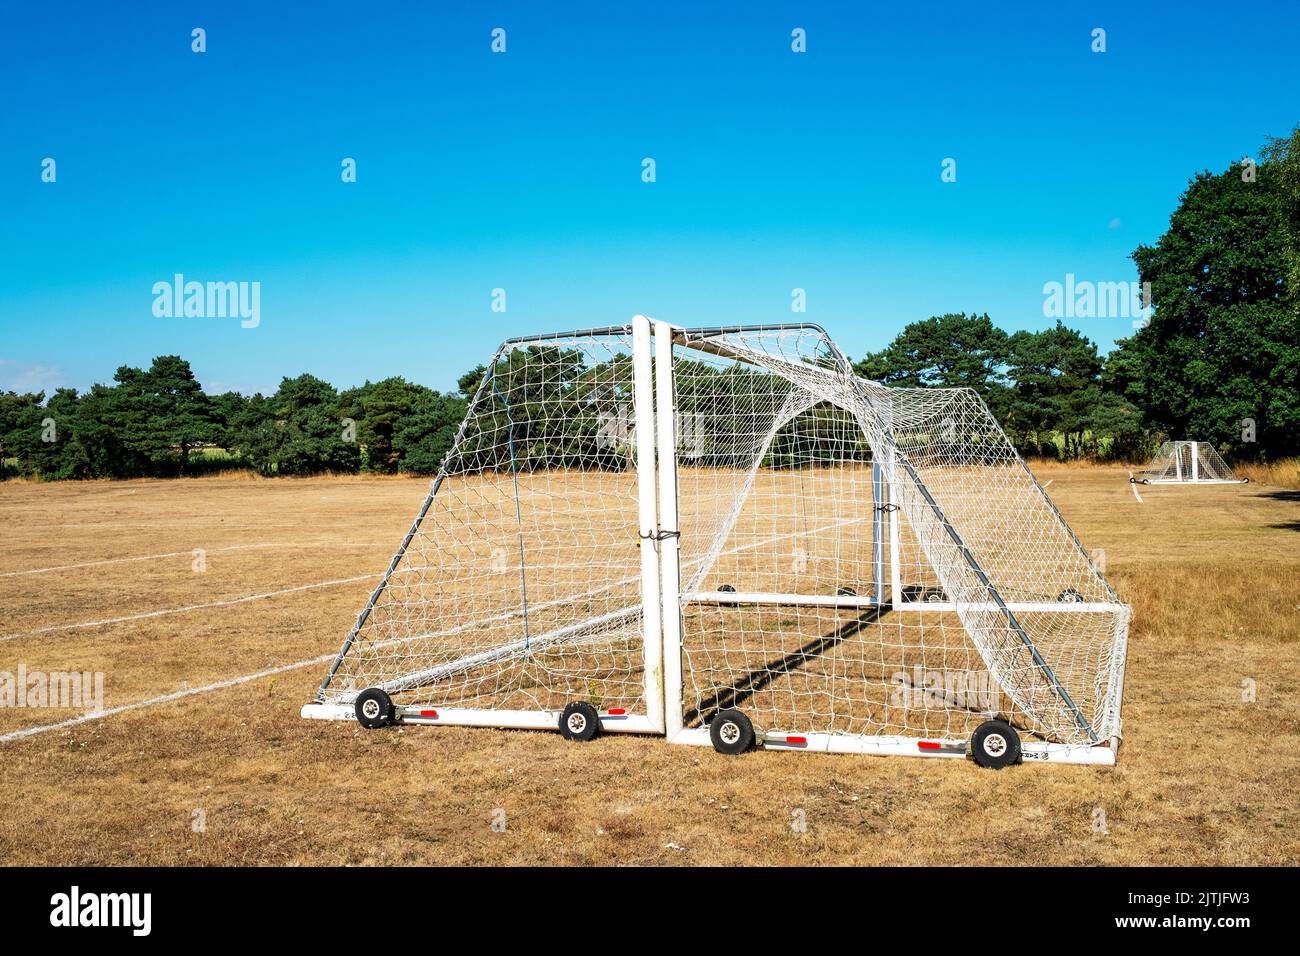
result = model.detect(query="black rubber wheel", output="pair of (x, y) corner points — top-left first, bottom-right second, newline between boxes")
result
(1057, 588), (1084, 603)
(559, 701), (600, 742)
(836, 586), (857, 597)
(354, 687), (395, 729)
(923, 587), (948, 603)
(717, 583), (738, 607)
(968, 719), (1021, 769)
(709, 709), (755, 755)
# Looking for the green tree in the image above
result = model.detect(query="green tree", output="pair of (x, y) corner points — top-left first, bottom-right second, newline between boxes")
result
(339, 377), (439, 473)
(112, 356), (217, 474)
(240, 374), (360, 476)
(855, 313), (1010, 410)
(1123, 154), (1298, 458)
(6, 388), (87, 478)
(1262, 126), (1300, 314)
(1002, 323), (1143, 459)
(0, 391), (44, 478)
(393, 392), (468, 473)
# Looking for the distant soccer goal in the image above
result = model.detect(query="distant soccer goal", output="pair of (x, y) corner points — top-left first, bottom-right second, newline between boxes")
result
(303, 316), (1131, 768)
(1132, 440), (1246, 484)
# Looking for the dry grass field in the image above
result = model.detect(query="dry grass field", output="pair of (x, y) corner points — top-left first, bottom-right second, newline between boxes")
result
(1, 462), (1297, 866)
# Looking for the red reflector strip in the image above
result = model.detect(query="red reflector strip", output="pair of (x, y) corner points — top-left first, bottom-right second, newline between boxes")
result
(917, 741), (941, 750)
(607, 708), (626, 716)
(786, 736), (807, 745)
(419, 710), (439, 718)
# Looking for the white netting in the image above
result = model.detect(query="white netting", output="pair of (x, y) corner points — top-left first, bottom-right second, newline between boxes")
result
(316, 322), (1129, 750)
(1136, 440), (1240, 483)
(670, 326), (1127, 747)
(319, 329), (651, 714)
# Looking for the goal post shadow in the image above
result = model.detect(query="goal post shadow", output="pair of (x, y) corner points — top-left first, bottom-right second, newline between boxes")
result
(682, 605), (887, 727)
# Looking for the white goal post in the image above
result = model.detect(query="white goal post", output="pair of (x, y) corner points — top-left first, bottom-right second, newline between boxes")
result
(1132, 440), (1247, 484)
(303, 316), (1131, 767)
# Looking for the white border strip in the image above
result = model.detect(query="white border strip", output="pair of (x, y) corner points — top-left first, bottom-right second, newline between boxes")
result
(0, 654), (334, 743)
(0, 574), (380, 643)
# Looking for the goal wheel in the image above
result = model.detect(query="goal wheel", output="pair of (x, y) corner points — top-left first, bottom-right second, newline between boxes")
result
(709, 709), (755, 755)
(968, 719), (1021, 769)
(354, 687), (395, 729)
(836, 586), (857, 597)
(1057, 588), (1084, 603)
(922, 587), (948, 603)
(559, 702), (600, 741)
(718, 583), (739, 607)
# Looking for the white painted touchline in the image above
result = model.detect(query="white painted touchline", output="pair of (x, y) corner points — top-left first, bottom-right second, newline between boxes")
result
(0, 574), (380, 643)
(2, 515), (867, 644)
(0, 542), (393, 578)
(0, 654), (336, 743)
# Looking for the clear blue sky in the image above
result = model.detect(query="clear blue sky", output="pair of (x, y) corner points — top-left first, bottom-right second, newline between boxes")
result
(2, 1), (1297, 396)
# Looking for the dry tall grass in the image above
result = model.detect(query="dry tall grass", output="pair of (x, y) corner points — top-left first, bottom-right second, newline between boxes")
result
(1234, 457), (1300, 488)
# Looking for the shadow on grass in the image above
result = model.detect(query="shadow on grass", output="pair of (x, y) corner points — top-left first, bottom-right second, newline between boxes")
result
(1258, 489), (1300, 502)
(684, 606), (886, 726)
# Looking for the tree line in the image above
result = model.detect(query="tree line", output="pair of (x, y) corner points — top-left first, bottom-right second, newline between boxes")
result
(3, 129), (1296, 480)
(0, 359), (473, 480)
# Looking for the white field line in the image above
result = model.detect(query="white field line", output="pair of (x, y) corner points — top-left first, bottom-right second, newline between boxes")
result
(3, 514), (869, 646)
(0, 514), (877, 741)
(0, 542), (392, 578)
(358, 514), (873, 654)
(0, 574), (380, 643)
(0, 654), (335, 743)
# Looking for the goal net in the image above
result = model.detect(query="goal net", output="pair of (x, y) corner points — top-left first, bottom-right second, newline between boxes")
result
(662, 325), (1128, 755)
(1134, 440), (1243, 484)
(308, 326), (663, 732)
(305, 317), (1130, 764)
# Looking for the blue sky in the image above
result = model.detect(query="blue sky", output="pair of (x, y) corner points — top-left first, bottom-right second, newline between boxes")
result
(2, 1), (1297, 396)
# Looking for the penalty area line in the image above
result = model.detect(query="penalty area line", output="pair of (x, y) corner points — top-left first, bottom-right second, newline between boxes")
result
(0, 653), (336, 743)
(0, 574), (381, 643)
(0, 541), (393, 579)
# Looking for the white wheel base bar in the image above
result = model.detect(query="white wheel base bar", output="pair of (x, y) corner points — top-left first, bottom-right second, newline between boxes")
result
(301, 703), (659, 735)
(686, 591), (1124, 614)
(1139, 479), (1247, 485)
(667, 727), (1117, 765)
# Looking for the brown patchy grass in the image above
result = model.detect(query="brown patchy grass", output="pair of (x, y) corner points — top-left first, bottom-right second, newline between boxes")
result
(0, 464), (1297, 866)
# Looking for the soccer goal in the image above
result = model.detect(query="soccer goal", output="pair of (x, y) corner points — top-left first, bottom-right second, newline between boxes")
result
(301, 322), (666, 740)
(302, 316), (1131, 768)
(1131, 440), (1246, 484)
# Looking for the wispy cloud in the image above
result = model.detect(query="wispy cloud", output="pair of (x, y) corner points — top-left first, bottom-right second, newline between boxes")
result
(0, 359), (67, 393)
